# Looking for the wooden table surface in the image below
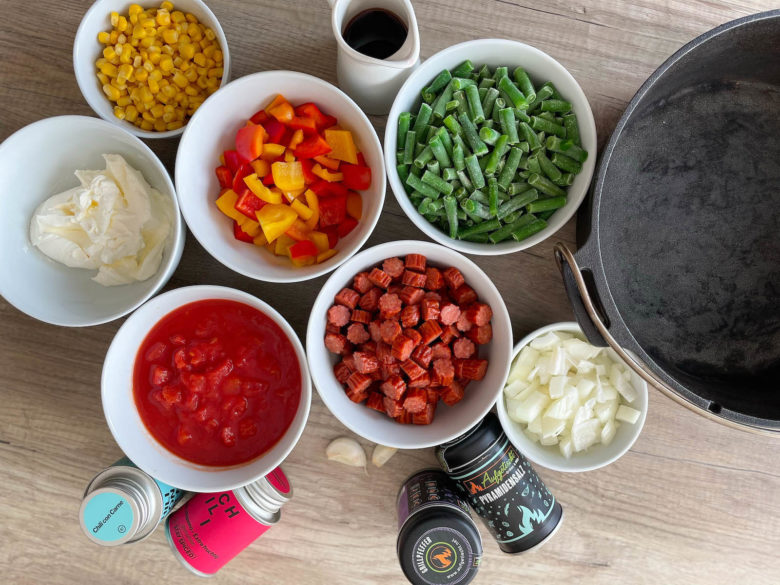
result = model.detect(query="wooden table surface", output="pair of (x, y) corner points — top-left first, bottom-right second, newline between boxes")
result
(1, 1), (778, 583)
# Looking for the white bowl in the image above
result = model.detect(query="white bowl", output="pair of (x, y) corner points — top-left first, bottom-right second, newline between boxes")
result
(496, 322), (648, 472)
(102, 285), (312, 491)
(385, 39), (597, 255)
(306, 240), (513, 449)
(0, 115), (184, 327)
(176, 70), (386, 283)
(74, 0), (231, 139)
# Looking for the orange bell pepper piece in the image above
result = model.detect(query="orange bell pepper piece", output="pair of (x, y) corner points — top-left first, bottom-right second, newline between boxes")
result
(260, 143), (286, 161)
(346, 191), (362, 220)
(264, 94), (290, 114)
(313, 155), (340, 171)
(312, 163), (344, 182)
(317, 249), (338, 263)
(250, 159), (270, 177)
(288, 129), (304, 150)
(269, 102), (295, 123)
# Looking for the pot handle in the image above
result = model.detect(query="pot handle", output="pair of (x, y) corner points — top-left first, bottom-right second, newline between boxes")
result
(553, 242), (678, 395)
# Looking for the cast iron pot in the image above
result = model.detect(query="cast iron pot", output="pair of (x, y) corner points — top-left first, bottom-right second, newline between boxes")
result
(555, 10), (780, 434)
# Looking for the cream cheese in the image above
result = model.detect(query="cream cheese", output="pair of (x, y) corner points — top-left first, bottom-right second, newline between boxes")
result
(29, 154), (174, 286)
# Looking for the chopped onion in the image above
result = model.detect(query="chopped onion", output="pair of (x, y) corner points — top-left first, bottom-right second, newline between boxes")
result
(503, 330), (641, 458)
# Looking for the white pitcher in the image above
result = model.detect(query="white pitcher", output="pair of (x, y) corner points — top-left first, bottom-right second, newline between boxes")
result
(329, 0), (421, 115)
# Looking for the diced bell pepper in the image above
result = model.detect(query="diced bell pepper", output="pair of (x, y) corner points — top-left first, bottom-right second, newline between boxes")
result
(223, 150), (247, 175)
(244, 174), (282, 204)
(318, 193), (347, 228)
(341, 163), (372, 190)
(312, 163), (344, 182)
(234, 190), (266, 220)
(346, 191), (362, 220)
(294, 103), (337, 131)
(324, 129), (358, 164)
(313, 155), (340, 171)
(260, 143), (286, 161)
(290, 198), (313, 220)
(337, 216), (359, 237)
(250, 159), (270, 177)
(235, 124), (265, 161)
(269, 101), (294, 123)
(215, 165), (232, 189)
(216, 189), (244, 222)
(233, 219), (254, 243)
(256, 203), (298, 243)
(271, 161), (305, 192)
(293, 133), (332, 159)
(288, 129), (304, 150)
(309, 230), (330, 253)
(317, 249), (338, 263)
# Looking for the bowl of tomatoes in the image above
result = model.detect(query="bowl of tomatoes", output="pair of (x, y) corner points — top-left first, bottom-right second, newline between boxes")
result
(175, 70), (385, 283)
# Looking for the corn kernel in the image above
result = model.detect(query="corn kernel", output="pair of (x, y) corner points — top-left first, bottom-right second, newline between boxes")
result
(130, 13), (139, 25)
(117, 95), (132, 107)
(162, 29), (178, 44)
(206, 76), (219, 89)
(140, 86), (154, 103)
(179, 61), (189, 72)
(173, 56), (183, 67)
(118, 64), (133, 79)
(142, 110), (155, 122)
(117, 16), (128, 32)
(178, 43), (194, 60)
(140, 120), (154, 130)
(120, 51), (132, 64)
(184, 84), (198, 96)
(99, 62), (118, 77)
(196, 75), (208, 89)
(162, 111), (175, 123)
(173, 72), (188, 88)
(113, 105), (125, 119)
(110, 11), (119, 26)
(134, 68), (149, 82)
(161, 44), (174, 55)
(171, 10), (185, 22)
(167, 121), (183, 131)
(148, 103), (164, 118)
(193, 53), (206, 67)
(149, 68), (163, 82)
(97, 72), (109, 84)
(161, 1), (174, 11)
(213, 50), (223, 63)
(128, 4), (143, 16)
(178, 34), (191, 45)
(185, 13), (197, 23)
(133, 55), (142, 68)
(143, 60), (154, 72)
(103, 46), (117, 60)
(125, 105), (139, 122)
(140, 36), (154, 48)
(187, 23), (201, 40)
(103, 83), (121, 101)
(203, 45), (215, 58)
(207, 67), (223, 78)
(154, 119), (167, 132)
(205, 28), (216, 41)
(183, 67), (197, 82)
(97, 31), (110, 44)
(110, 30), (119, 44)
(156, 9), (171, 26)
(162, 84), (177, 98)
(160, 56), (174, 72)
(148, 78), (160, 94)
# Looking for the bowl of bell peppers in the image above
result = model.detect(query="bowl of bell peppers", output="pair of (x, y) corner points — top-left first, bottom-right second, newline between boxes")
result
(175, 70), (385, 282)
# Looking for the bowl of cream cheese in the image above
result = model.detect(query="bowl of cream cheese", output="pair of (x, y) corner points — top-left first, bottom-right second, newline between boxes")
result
(0, 115), (184, 326)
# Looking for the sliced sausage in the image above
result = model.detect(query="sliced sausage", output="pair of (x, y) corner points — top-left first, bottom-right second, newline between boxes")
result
(324, 333), (351, 355)
(380, 320), (402, 344)
(333, 361), (352, 384)
(352, 351), (379, 374)
(431, 342), (452, 359)
(353, 271), (373, 294)
(391, 335), (415, 361)
(335, 287), (360, 309)
(408, 373), (431, 388)
(382, 257), (405, 279)
(366, 392), (385, 413)
(432, 358), (455, 386)
(405, 254), (427, 273)
(379, 293), (402, 319)
(399, 286), (425, 305)
(350, 309), (371, 324)
(411, 344), (433, 368)
(466, 323), (493, 345)
(368, 267), (392, 289)
(380, 374), (406, 401)
(412, 402), (436, 425)
(442, 267), (465, 290)
(384, 396), (405, 418)
(403, 388), (428, 414)
(359, 287), (382, 311)
(403, 328), (423, 347)
(465, 302), (493, 326)
(400, 304), (420, 328)
(425, 267), (444, 290)
(368, 320), (382, 343)
(327, 305), (351, 327)
(346, 323), (370, 344)
(454, 358), (488, 381)
(418, 320), (443, 345)
(441, 381), (465, 406)
(402, 270), (427, 288)
(452, 337), (476, 359)
(439, 302), (461, 326)
(347, 372), (372, 393)
(421, 298), (440, 321)
(451, 284), (477, 305)
(401, 359), (427, 381)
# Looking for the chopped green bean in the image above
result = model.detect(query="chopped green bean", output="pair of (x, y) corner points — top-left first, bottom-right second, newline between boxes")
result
(551, 152), (582, 174)
(406, 172), (441, 199)
(507, 181), (532, 195)
(443, 114), (463, 137)
(519, 122), (542, 150)
(546, 136), (588, 162)
(436, 126), (453, 158)
(445, 100), (459, 112)
(452, 60), (475, 78)
(422, 169), (453, 195)
(464, 153), (486, 189)
(498, 75), (527, 109)
(456, 169), (473, 191)
(481, 87), (499, 119)
(527, 196), (566, 213)
(512, 218), (547, 241)
(413, 102), (432, 134)
(414, 145), (434, 169)
(478, 77), (496, 90)
(397, 164), (410, 192)
(417, 197), (433, 215)
(468, 189), (489, 205)
(464, 84), (485, 124)
(478, 87), (487, 102)
(537, 209), (556, 221)
(541, 99), (571, 114)
(422, 70), (452, 103)
(452, 133), (471, 156)
(488, 214), (536, 243)
(527, 84), (554, 110)
(426, 160), (440, 175)
(442, 167), (458, 181)
(526, 153), (542, 174)
(562, 114), (580, 145)
(397, 112), (411, 151)
(396, 151), (404, 164)
(477, 64), (491, 79)
(553, 173), (575, 186)
(428, 134), (452, 167)
(488, 177), (499, 216)
(499, 107), (519, 144)
(530, 115), (566, 138)
(497, 189), (539, 219)
(458, 112), (489, 156)
(541, 81), (562, 99)
(452, 143), (466, 171)
(493, 66), (508, 81)
(478, 126), (502, 145)
(517, 140), (530, 153)
(403, 130), (416, 165)
(452, 77), (477, 90)
(536, 150), (562, 182)
(453, 90), (468, 117)
(497, 146), (523, 189)
(431, 80), (455, 120)
(458, 218), (501, 239)
(461, 198), (492, 219)
(528, 172), (566, 196)
(512, 67), (536, 104)
(484, 134), (509, 176)
(515, 108), (531, 123)
(443, 195), (459, 238)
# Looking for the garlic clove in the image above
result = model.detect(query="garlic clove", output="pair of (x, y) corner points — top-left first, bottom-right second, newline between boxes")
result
(326, 437), (367, 469)
(371, 444), (398, 468)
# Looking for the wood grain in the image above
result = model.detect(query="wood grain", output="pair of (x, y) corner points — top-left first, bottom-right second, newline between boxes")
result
(1, 1), (779, 583)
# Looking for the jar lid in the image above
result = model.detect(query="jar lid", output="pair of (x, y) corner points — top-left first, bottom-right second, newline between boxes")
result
(436, 412), (504, 473)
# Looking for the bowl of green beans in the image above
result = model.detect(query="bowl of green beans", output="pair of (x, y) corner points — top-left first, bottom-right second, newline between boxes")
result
(385, 39), (597, 254)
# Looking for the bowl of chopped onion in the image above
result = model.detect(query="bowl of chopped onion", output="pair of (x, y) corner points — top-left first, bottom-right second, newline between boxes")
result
(496, 322), (647, 472)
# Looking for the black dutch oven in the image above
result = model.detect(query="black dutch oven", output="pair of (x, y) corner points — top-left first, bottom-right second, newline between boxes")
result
(555, 11), (780, 433)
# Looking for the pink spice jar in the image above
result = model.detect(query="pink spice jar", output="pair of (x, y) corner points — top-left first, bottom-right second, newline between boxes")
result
(166, 467), (292, 576)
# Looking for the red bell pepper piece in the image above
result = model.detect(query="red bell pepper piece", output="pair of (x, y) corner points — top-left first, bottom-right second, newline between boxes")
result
(288, 239), (318, 259)
(309, 179), (348, 198)
(357, 152), (366, 166)
(318, 193), (347, 228)
(223, 150), (247, 175)
(300, 159), (317, 183)
(235, 124), (265, 162)
(215, 165), (232, 189)
(279, 127), (293, 149)
(234, 190), (266, 220)
(294, 103), (337, 131)
(322, 225), (339, 248)
(249, 109), (269, 125)
(263, 119), (287, 144)
(341, 164), (372, 190)
(337, 216), (358, 237)
(233, 220), (254, 243)
(262, 172), (276, 186)
(293, 133), (332, 159)
(232, 163), (253, 197)
(288, 116), (317, 134)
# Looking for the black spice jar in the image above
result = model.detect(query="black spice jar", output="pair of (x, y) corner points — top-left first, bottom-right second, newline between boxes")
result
(436, 412), (563, 553)
(396, 469), (482, 585)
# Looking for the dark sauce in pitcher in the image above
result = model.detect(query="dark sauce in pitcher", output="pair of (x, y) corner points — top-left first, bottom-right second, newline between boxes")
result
(343, 9), (408, 60)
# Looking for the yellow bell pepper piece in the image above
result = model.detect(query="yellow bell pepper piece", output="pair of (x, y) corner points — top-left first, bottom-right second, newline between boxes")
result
(282, 188), (305, 202)
(284, 149), (296, 163)
(260, 143), (286, 161)
(324, 129), (358, 164)
(215, 189), (243, 222)
(250, 159), (270, 177)
(244, 174), (282, 204)
(291, 255), (316, 267)
(271, 161), (305, 192)
(286, 219), (311, 241)
(236, 215), (262, 237)
(274, 233), (297, 256)
(290, 198), (314, 221)
(317, 249), (338, 263)
(309, 230), (330, 253)
(304, 189), (319, 229)
(288, 129), (304, 150)
(253, 233), (268, 246)
(312, 163), (344, 182)
(256, 203), (298, 243)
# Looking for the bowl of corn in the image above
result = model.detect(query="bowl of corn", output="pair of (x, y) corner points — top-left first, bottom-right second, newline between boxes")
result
(73, 0), (230, 139)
